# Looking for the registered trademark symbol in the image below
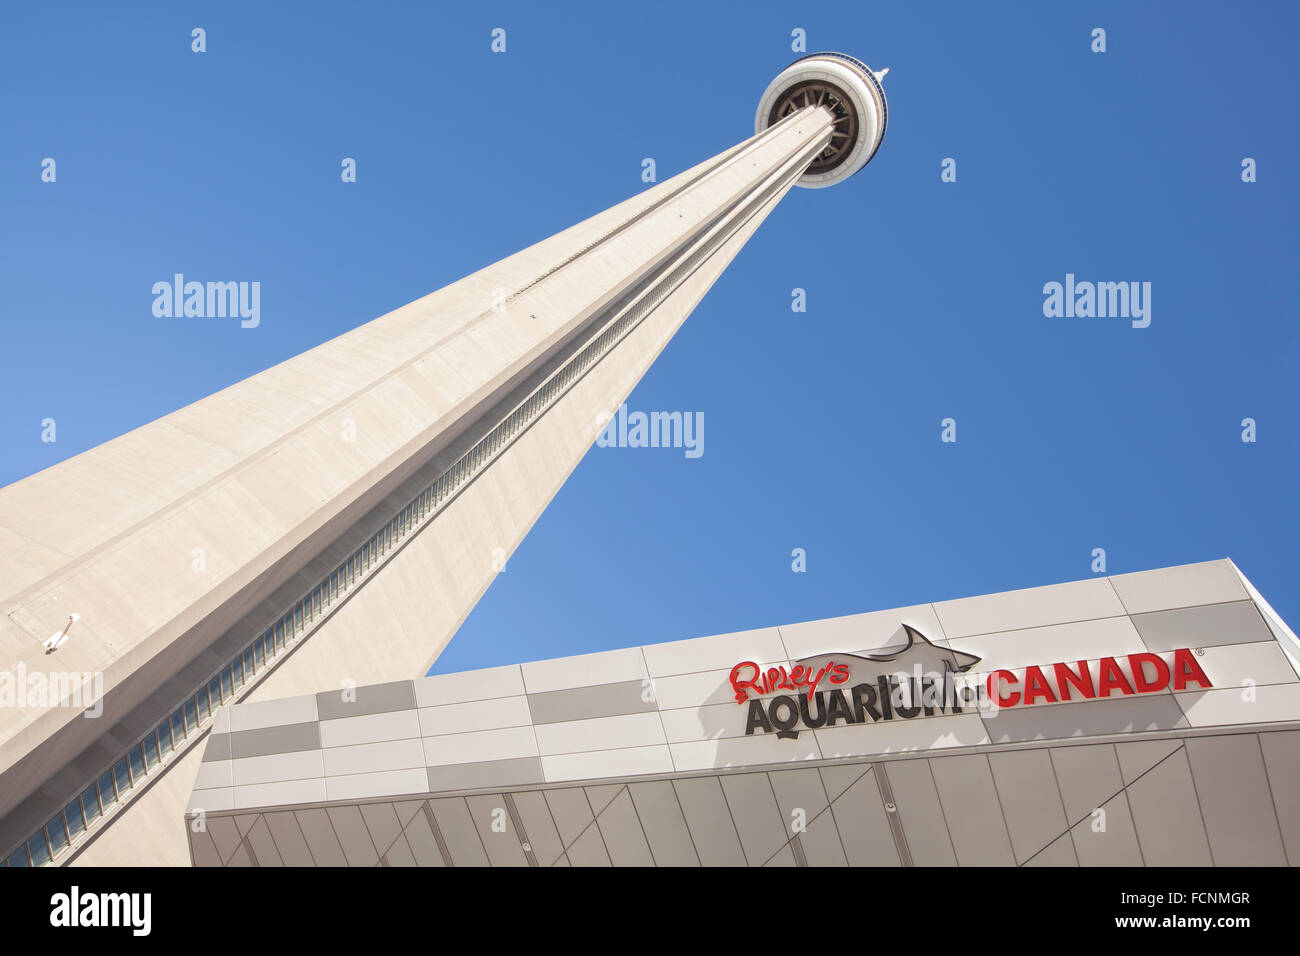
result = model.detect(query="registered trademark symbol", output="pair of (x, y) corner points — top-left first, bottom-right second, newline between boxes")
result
(884, 802), (897, 813)
(1195, 647), (1204, 656)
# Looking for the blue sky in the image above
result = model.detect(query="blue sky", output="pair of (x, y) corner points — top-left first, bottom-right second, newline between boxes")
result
(1, 1), (1295, 675)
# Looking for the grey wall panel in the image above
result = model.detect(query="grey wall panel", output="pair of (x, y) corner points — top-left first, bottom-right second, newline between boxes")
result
(426, 756), (543, 793)
(1070, 793), (1144, 866)
(930, 753), (1015, 866)
(768, 768), (847, 867)
(672, 776), (746, 866)
(393, 800), (425, 828)
(1185, 734), (1287, 866)
(207, 815), (241, 863)
(719, 771), (789, 867)
(528, 681), (657, 724)
(988, 749), (1068, 863)
(1259, 730), (1300, 865)
(429, 798), (489, 866)
(565, 822), (612, 866)
(819, 761), (872, 802)
(1116, 738), (1182, 786)
(325, 805), (379, 866)
(264, 810), (315, 866)
(359, 802), (403, 857)
(1132, 601), (1272, 652)
(245, 816), (283, 867)
(202, 733), (232, 762)
(764, 844), (797, 867)
(628, 781), (700, 867)
(594, 788), (655, 866)
(227, 842), (253, 866)
(542, 788), (596, 848)
(584, 784), (623, 817)
(511, 790), (566, 867)
(383, 833), (417, 867)
(826, 768), (900, 867)
(229, 722), (320, 759)
(1024, 832), (1078, 867)
(316, 681), (415, 721)
(295, 809), (348, 866)
(400, 807), (446, 867)
(982, 695), (1187, 745)
(1049, 743), (1123, 824)
(190, 829), (221, 867)
(465, 794), (529, 867)
(884, 759), (957, 866)
(1124, 748), (1213, 865)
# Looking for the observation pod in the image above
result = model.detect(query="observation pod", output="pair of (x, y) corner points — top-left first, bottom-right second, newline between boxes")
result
(755, 52), (890, 189)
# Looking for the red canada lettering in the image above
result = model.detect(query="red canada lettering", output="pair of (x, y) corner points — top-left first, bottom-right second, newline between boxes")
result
(1128, 653), (1170, 693)
(1172, 648), (1213, 690)
(988, 669), (1020, 707)
(1022, 665), (1058, 705)
(1097, 656), (1135, 697)
(1054, 660), (1095, 701)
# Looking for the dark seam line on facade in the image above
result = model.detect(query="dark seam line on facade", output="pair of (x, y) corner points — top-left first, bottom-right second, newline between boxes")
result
(980, 751), (1019, 864)
(873, 763), (913, 867)
(1113, 744), (1148, 867)
(687, 776), (748, 867)
(1178, 743), (1217, 866)
(459, 796), (492, 865)
(1024, 742), (1188, 866)
(812, 763), (849, 866)
(924, 758), (962, 865)
(825, 764), (879, 864)
(824, 762), (876, 807)
(292, 810), (321, 867)
(361, 806), (402, 864)
(790, 834), (808, 867)
(939, 596), (1261, 646)
(536, 790), (568, 867)
(663, 780), (704, 867)
(1043, 748), (1083, 867)
(395, 833), (418, 867)
(584, 785), (620, 865)
(422, 800), (453, 867)
(501, 792), (536, 867)
(761, 772), (793, 868)
(322, 805), (363, 866)
(556, 795), (605, 862)
(756, 771), (818, 868)
(755, 767), (870, 868)
(1254, 733), (1292, 867)
(620, 784), (657, 866)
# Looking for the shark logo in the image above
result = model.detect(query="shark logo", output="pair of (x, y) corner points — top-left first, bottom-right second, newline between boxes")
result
(731, 625), (985, 741)
(794, 624), (981, 685)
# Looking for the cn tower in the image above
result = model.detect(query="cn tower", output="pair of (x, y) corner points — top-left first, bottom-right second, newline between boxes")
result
(0, 54), (889, 866)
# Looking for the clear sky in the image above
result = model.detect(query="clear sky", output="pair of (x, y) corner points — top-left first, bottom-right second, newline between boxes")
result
(1, 1), (1295, 675)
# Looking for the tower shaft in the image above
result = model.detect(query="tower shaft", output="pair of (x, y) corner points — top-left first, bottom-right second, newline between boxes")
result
(0, 107), (836, 865)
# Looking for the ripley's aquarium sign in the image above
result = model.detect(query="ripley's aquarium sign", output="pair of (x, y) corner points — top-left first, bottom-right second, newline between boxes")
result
(730, 625), (1213, 740)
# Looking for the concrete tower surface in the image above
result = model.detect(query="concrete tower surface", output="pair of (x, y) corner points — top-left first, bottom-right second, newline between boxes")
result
(0, 53), (889, 866)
